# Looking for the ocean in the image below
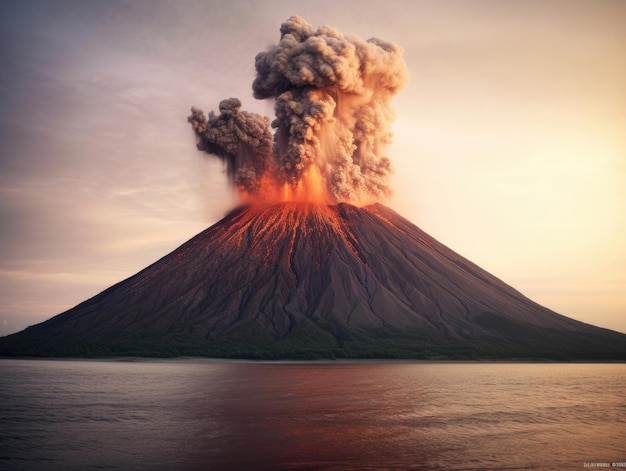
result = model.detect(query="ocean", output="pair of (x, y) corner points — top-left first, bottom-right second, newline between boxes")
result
(1, 359), (624, 470)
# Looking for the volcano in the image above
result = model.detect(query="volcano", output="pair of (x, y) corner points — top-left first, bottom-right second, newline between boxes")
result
(1, 202), (625, 359)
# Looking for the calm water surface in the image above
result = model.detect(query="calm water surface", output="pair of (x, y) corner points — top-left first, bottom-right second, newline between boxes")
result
(0, 360), (624, 470)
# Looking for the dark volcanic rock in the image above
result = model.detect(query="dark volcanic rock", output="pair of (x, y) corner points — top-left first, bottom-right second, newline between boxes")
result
(1, 202), (625, 359)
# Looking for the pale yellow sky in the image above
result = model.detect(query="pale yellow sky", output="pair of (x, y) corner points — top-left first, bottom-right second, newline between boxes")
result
(0, 0), (624, 336)
(388, 1), (626, 332)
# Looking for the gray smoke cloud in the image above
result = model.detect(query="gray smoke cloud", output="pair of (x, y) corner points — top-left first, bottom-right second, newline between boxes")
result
(188, 98), (273, 194)
(190, 15), (408, 203)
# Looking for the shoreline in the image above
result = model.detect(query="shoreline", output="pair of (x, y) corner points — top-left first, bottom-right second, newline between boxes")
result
(1, 356), (625, 364)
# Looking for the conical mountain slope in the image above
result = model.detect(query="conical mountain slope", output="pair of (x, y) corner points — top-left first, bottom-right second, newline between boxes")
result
(1, 203), (625, 359)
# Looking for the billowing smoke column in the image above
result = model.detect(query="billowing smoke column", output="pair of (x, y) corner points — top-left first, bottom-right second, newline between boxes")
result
(189, 15), (408, 204)
(188, 98), (273, 195)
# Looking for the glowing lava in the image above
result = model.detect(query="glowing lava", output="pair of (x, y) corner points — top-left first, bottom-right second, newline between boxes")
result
(242, 164), (330, 205)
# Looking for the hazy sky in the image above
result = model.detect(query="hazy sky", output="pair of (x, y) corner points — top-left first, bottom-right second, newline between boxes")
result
(1, 0), (624, 336)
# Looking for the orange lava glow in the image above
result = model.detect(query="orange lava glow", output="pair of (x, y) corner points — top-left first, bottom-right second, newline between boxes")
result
(282, 165), (327, 204)
(242, 165), (333, 205)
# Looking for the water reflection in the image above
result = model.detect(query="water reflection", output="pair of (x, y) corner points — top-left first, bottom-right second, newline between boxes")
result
(1, 360), (624, 470)
(182, 363), (432, 470)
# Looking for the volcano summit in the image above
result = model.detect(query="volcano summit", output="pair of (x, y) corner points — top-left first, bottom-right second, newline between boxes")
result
(1, 202), (624, 359)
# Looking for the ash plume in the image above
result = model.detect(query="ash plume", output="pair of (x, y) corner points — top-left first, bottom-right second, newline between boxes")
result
(189, 15), (408, 204)
(188, 98), (273, 194)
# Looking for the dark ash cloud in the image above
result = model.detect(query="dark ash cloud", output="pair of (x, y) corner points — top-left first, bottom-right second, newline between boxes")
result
(190, 15), (408, 204)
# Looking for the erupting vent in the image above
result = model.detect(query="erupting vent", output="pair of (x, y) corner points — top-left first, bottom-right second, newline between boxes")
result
(1, 16), (624, 360)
